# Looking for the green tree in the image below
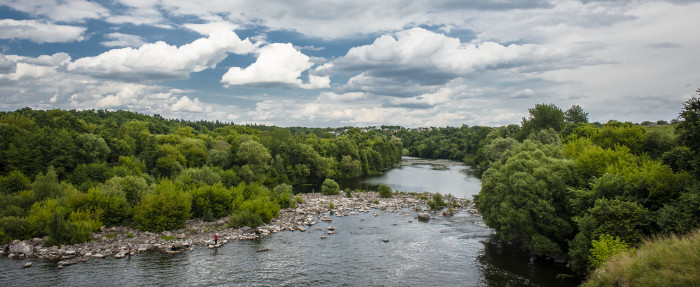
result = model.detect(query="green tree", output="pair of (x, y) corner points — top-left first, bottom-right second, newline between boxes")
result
(133, 180), (191, 232)
(377, 183), (393, 198)
(675, 91), (700, 178)
(565, 105), (589, 124)
(321, 178), (340, 195)
(475, 145), (576, 257)
(588, 234), (629, 269)
(520, 103), (565, 139)
(75, 133), (111, 164)
(0, 170), (31, 194)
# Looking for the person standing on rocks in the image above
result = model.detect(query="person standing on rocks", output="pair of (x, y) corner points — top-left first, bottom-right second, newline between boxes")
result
(214, 233), (218, 245)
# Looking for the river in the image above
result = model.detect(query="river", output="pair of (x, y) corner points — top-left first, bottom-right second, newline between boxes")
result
(0, 157), (580, 286)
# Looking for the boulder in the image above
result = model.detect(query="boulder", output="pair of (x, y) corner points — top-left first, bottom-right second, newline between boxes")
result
(416, 213), (431, 222)
(240, 226), (254, 234)
(23, 262), (32, 268)
(441, 210), (454, 217)
(9, 241), (33, 255)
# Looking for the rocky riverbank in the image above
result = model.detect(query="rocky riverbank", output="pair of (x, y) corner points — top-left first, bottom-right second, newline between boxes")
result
(2, 192), (477, 268)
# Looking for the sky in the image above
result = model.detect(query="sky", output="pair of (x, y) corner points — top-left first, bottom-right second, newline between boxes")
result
(0, 0), (698, 128)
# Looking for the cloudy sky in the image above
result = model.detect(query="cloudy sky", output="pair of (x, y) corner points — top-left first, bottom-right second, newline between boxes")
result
(0, 0), (698, 127)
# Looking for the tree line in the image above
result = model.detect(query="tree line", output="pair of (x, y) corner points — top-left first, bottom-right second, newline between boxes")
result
(0, 108), (402, 245)
(469, 95), (699, 276)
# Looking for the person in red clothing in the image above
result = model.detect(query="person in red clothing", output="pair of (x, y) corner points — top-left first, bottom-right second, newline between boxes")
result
(214, 233), (218, 245)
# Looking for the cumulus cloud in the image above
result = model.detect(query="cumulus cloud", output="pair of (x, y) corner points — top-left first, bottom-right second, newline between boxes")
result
(101, 33), (146, 47)
(0, 54), (16, 73)
(0, 19), (86, 43)
(221, 43), (330, 89)
(184, 21), (239, 35)
(334, 28), (556, 84)
(68, 29), (255, 81)
(1, 0), (109, 22)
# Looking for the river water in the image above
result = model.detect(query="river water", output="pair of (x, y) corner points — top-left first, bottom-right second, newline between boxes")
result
(0, 157), (580, 286)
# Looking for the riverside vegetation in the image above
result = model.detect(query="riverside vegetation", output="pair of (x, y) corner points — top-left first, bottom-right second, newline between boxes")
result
(2, 90), (700, 285)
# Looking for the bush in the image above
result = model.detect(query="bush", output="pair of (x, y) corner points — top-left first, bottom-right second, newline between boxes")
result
(582, 230), (700, 287)
(427, 193), (446, 210)
(133, 180), (191, 232)
(377, 184), (392, 198)
(294, 196), (304, 204)
(228, 210), (263, 229)
(321, 178), (340, 195)
(190, 184), (232, 219)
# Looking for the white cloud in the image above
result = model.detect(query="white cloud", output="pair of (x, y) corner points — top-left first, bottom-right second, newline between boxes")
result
(0, 19), (86, 43)
(0, 54), (16, 73)
(221, 43), (330, 89)
(101, 33), (146, 48)
(335, 28), (557, 83)
(0, 0), (109, 22)
(184, 21), (239, 35)
(68, 29), (255, 81)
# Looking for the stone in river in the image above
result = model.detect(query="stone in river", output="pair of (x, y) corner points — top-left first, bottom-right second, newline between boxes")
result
(416, 213), (431, 222)
(23, 262), (32, 268)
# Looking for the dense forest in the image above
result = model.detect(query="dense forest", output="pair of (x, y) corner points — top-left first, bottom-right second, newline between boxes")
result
(2, 90), (699, 280)
(0, 108), (402, 245)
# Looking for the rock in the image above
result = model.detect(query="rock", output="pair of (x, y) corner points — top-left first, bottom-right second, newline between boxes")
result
(30, 238), (44, 246)
(297, 227), (306, 232)
(240, 226), (254, 234)
(383, 239), (389, 243)
(327, 231), (335, 235)
(320, 236), (327, 239)
(441, 210), (454, 217)
(256, 249), (271, 252)
(57, 265), (64, 269)
(417, 213), (431, 222)
(23, 262), (32, 268)
(175, 233), (186, 239)
(99, 226), (106, 232)
(320, 216), (332, 222)
(327, 226), (335, 231)
(92, 253), (105, 258)
(9, 241), (33, 255)
(65, 249), (76, 256)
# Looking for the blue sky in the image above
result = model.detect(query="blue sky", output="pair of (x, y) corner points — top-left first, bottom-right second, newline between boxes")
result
(0, 0), (698, 127)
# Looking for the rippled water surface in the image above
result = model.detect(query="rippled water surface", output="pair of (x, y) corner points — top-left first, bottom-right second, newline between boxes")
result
(1, 158), (580, 286)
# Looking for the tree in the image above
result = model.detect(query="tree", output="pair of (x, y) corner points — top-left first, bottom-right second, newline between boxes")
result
(133, 180), (191, 232)
(520, 103), (565, 139)
(321, 178), (340, 195)
(565, 105), (589, 124)
(236, 140), (271, 183)
(675, 91), (700, 178)
(377, 183), (392, 198)
(75, 133), (111, 164)
(475, 146), (576, 257)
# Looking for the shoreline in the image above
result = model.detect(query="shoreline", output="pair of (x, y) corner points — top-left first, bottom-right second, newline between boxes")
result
(2, 192), (477, 268)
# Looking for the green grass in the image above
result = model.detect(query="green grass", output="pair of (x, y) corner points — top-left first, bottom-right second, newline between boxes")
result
(582, 229), (700, 287)
(159, 235), (176, 241)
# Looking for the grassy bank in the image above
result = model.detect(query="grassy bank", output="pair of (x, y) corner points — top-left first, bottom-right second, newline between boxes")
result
(582, 229), (700, 287)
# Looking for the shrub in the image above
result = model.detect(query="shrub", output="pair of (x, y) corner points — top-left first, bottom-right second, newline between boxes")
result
(377, 184), (392, 198)
(345, 189), (352, 198)
(329, 202), (335, 209)
(294, 196), (304, 204)
(588, 234), (629, 269)
(228, 210), (263, 229)
(190, 184), (232, 219)
(133, 180), (191, 232)
(427, 193), (446, 210)
(321, 178), (340, 195)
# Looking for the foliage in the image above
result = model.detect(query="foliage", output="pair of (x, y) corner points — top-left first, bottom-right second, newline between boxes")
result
(190, 184), (232, 220)
(133, 180), (191, 232)
(582, 229), (700, 287)
(675, 91), (700, 178)
(475, 144), (576, 257)
(588, 234), (629, 269)
(294, 196), (304, 204)
(377, 183), (393, 198)
(427, 193), (446, 210)
(321, 178), (340, 195)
